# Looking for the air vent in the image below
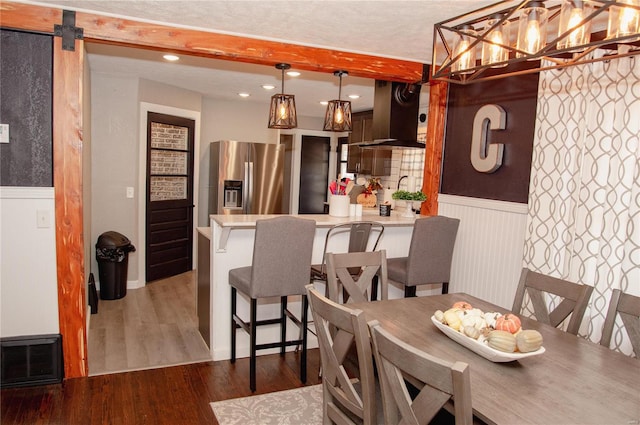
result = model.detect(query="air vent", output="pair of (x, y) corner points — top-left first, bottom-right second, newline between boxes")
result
(1, 334), (63, 388)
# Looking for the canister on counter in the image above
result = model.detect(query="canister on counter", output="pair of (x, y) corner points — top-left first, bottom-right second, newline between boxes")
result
(379, 203), (391, 216)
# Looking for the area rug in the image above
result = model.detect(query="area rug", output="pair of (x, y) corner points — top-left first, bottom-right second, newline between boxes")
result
(210, 384), (322, 425)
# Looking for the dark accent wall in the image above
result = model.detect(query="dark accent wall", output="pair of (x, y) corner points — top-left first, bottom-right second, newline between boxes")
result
(440, 64), (539, 203)
(0, 29), (53, 187)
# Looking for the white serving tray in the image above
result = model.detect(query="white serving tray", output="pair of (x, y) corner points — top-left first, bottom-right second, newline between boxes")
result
(431, 316), (545, 362)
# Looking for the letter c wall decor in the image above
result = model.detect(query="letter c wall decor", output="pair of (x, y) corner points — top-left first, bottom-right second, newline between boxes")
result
(470, 104), (505, 173)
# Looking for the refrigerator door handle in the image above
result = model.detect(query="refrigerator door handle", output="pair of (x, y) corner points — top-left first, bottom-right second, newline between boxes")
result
(245, 161), (254, 214)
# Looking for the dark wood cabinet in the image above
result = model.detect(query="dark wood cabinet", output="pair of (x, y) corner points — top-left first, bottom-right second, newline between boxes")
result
(347, 110), (391, 176)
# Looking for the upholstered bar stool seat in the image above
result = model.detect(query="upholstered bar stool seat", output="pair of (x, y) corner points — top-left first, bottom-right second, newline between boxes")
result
(229, 216), (316, 392)
(387, 215), (460, 297)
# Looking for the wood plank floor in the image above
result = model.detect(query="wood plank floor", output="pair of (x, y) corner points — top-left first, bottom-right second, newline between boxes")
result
(1, 350), (322, 424)
(88, 271), (211, 375)
(2, 271), (322, 424)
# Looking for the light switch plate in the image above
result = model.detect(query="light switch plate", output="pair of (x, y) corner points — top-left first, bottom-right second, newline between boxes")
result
(0, 124), (9, 144)
(126, 187), (134, 198)
(37, 210), (51, 228)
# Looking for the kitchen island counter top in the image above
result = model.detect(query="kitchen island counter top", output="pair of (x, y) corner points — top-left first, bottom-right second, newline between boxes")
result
(210, 211), (416, 228)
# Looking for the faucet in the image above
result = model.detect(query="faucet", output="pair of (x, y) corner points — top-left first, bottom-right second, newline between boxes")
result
(397, 175), (408, 190)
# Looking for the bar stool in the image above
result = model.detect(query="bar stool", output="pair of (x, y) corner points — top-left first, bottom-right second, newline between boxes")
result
(229, 216), (316, 392)
(387, 215), (460, 297)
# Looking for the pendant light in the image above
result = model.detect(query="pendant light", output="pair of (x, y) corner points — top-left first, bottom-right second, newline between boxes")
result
(516, 1), (548, 57)
(607, 0), (640, 42)
(558, 0), (593, 51)
(268, 63), (297, 129)
(323, 71), (352, 132)
(481, 14), (510, 67)
(451, 25), (477, 74)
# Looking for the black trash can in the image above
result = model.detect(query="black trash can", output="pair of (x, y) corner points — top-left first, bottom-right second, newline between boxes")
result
(96, 231), (136, 300)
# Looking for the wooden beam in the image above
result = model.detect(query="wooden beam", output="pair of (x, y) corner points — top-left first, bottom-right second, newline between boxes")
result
(0, 1), (424, 82)
(420, 79), (448, 216)
(53, 35), (88, 379)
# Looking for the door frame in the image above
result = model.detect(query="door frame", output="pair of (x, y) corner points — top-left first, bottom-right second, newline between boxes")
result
(138, 102), (201, 285)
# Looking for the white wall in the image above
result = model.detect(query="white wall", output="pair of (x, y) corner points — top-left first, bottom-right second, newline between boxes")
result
(90, 73), (141, 284)
(0, 188), (59, 337)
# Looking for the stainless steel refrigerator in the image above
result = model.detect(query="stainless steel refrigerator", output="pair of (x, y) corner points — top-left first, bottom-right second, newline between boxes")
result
(209, 140), (287, 215)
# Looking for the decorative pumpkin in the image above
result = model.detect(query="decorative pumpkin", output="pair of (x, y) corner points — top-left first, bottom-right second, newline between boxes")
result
(494, 313), (522, 334)
(452, 301), (473, 310)
(443, 308), (462, 331)
(434, 310), (445, 323)
(487, 330), (517, 353)
(464, 325), (481, 340)
(516, 330), (543, 353)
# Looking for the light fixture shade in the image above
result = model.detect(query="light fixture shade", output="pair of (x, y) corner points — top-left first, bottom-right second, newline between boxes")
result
(557, 0), (593, 51)
(323, 70), (353, 132)
(268, 94), (297, 129)
(323, 100), (352, 131)
(607, 0), (640, 41)
(481, 14), (510, 67)
(516, 1), (549, 57)
(452, 25), (477, 74)
(268, 63), (297, 129)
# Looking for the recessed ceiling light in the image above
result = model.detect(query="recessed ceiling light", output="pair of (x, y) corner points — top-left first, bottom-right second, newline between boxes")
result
(238, 93), (250, 98)
(163, 54), (180, 62)
(262, 84), (275, 90)
(286, 71), (301, 77)
(320, 101), (329, 106)
(348, 94), (360, 99)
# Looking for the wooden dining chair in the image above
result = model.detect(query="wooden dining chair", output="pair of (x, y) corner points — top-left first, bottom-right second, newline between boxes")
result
(368, 320), (473, 425)
(325, 250), (389, 304)
(229, 216), (316, 392)
(600, 289), (640, 357)
(512, 268), (594, 335)
(306, 284), (378, 425)
(387, 216), (460, 297)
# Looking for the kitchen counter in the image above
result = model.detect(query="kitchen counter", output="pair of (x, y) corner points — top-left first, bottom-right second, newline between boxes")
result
(200, 212), (422, 361)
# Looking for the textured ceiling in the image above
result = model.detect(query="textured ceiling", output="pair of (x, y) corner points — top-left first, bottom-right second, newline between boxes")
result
(25, 0), (494, 117)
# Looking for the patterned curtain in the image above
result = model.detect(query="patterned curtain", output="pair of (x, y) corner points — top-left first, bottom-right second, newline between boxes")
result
(524, 56), (640, 356)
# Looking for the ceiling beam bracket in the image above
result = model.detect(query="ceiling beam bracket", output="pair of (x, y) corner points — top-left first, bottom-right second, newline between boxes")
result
(54, 10), (83, 51)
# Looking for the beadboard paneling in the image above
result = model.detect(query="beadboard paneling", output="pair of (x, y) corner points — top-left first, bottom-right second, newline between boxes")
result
(438, 194), (528, 309)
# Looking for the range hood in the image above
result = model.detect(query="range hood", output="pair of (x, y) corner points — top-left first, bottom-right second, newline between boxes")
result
(356, 80), (424, 149)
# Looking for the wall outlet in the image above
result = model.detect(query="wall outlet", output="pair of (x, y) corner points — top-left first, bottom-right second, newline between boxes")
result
(126, 186), (134, 198)
(0, 124), (9, 144)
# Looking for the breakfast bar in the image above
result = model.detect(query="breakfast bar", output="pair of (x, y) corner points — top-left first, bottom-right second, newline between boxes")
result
(199, 212), (417, 360)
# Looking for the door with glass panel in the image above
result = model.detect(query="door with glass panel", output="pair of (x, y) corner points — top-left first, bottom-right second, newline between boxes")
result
(145, 112), (195, 282)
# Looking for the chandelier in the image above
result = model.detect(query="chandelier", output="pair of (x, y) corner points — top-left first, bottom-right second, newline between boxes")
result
(432, 0), (640, 84)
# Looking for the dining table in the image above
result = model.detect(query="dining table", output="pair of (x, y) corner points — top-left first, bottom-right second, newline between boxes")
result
(350, 293), (640, 425)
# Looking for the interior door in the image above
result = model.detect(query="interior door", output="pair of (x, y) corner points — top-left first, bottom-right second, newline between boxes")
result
(298, 135), (330, 214)
(145, 112), (195, 283)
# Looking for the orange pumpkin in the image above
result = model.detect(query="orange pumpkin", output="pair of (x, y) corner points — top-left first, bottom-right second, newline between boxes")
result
(452, 301), (473, 310)
(494, 313), (522, 334)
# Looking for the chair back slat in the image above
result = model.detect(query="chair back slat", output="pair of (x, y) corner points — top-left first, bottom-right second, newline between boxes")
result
(512, 268), (593, 335)
(307, 285), (378, 425)
(600, 288), (640, 357)
(368, 320), (473, 425)
(327, 250), (388, 303)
